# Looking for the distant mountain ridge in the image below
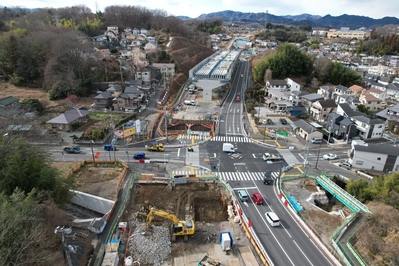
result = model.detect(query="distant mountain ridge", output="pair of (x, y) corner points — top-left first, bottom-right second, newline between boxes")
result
(194, 10), (399, 29)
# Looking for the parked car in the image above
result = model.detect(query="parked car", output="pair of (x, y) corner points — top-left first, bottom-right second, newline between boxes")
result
(311, 138), (323, 144)
(339, 161), (352, 170)
(280, 118), (288, 125)
(266, 119), (274, 125)
(323, 153), (337, 160)
(251, 192), (264, 205)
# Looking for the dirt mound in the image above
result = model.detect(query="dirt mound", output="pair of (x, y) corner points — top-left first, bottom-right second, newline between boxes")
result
(169, 37), (214, 76)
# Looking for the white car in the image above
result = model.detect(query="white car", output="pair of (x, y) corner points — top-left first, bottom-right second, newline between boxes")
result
(323, 153), (337, 160)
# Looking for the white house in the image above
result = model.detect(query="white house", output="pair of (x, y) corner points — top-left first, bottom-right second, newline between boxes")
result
(285, 78), (301, 91)
(349, 144), (399, 172)
(351, 115), (385, 140)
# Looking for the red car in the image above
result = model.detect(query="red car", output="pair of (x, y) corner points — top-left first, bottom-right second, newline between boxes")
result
(235, 95), (240, 102)
(251, 192), (264, 205)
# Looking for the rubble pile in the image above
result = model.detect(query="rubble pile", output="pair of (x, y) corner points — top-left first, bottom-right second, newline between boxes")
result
(127, 223), (171, 265)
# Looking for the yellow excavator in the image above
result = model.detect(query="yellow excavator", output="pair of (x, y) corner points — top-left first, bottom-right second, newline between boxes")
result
(146, 143), (164, 152)
(146, 207), (195, 241)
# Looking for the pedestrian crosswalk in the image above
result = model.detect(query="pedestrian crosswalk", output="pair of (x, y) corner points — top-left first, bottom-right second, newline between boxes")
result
(177, 135), (208, 140)
(210, 136), (253, 143)
(176, 135), (253, 143)
(171, 171), (280, 181)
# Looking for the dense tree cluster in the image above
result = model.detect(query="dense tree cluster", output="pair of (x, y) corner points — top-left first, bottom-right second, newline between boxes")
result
(252, 43), (313, 82)
(346, 173), (399, 209)
(252, 43), (362, 88)
(0, 5), (210, 98)
(355, 30), (399, 56)
(194, 19), (223, 34)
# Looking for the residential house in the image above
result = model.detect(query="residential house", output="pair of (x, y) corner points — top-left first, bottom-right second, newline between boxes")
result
(285, 78), (300, 91)
(386, 83), (399, 99)
(389, 55), (399, 67)
(106, 83), (123, 98)
(146, 36), (157, 44)
(349, 144), (399, 172)
(369, 81), (387, 92)
(113, 86), (144, 111)
(140, 28), (149, 35)
(0, 96), (19, 116)
(367, 88), (386, 101)
(351, 115), (385, 140)
(92, 35), (109, 46)
(348, 84), (365, 98)
(152, 63), (175, 78)
(387, 67), (399, 76)
(376, 104), (399, 122)
(46, 109), (90, 131)
(289, 90), (309, 106)
(292, 119), (323, 141)
(135, 67), (152, 83)
(144, 42), (158, 53)
(336, 103), (364, 117)
(325, 112), (357, 140)
(378, 76), (392, 85)
(317, 86), (334, 99)
(130, 48), (146, 59)
(368, 65), (389, 76)
(132, 28), (140, 36)
(333, 85), (353, 103)
(265, 79), (287, 91)
(359, 94), (383, 111)
(134, 57), (149, 68)
(127, 40), (142, 50)
(310, 99), (337, 122)
(301, 93), (324, 114)
(91, 91), (113, 111)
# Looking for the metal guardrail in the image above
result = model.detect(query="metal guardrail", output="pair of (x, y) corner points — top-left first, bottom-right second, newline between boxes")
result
(317, 174), (370, 213)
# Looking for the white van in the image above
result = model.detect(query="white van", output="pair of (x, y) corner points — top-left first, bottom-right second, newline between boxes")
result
(265, 212), (280, 227)
(184, 100), (195, 106)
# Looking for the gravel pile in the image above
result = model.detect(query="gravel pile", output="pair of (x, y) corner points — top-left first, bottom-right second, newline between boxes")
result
(127, 222), (171, 265)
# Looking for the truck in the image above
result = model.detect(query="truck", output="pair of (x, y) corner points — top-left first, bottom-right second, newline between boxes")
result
(262, 152), (282, 162)
(222, 143), (235, 153)
(63, 146), (81, 154)
(146, 207), (195, 241)
(146, 143), (164, 152)
(184, 100), (195, 106)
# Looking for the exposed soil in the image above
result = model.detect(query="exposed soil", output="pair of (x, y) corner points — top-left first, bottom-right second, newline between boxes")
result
(282, 178), (347, 252)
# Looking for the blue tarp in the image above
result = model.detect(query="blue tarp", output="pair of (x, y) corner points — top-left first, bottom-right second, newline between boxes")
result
(288, 195), (304, 212)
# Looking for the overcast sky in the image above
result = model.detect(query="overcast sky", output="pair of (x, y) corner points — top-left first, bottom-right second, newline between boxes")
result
(2, 0), (399, 19)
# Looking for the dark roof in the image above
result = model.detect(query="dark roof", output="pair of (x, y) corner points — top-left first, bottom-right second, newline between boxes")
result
(338, 103), (364, 117)
(340, 117), (353, 126)
(302, 93), (324, 101)
(125, 79), (143, 86)
(328, 112), (344, 122)
(119, 93), (138, 99)
(319, 85), (333, 91)
(352, 116), (384, 125)
(268, 79), (287, 86)
(335, 85), (348, 91)
(94, 91), (112, 99)
(317, 99), (336, 108)
(46, 109), (90, 124)
(106, 83), (122, 92)
(0, 96), (19, 107)
(354, 144), (399, 156)
(124, 86), (143, 95)
(294, 119), (319, 134)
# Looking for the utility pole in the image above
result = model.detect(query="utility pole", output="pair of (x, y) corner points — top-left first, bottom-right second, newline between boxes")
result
(315, 141), (322, 169)
(164, 107), (169, 143)
(90, 140), (95, 164)
(304, 127), (314, 167)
